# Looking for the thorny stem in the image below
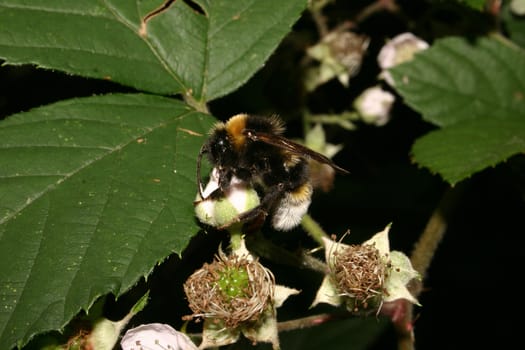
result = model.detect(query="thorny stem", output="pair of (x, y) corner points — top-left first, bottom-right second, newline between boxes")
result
(395, 186), (462, 350)
(187, 312), (347, 339)
(309, 5), (329, 37)
(410, 187), (461, 281)
(354, 0), (400, 24)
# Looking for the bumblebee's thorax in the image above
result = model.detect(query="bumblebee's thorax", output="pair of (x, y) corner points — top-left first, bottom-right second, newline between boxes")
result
(224, 114), (248, 152)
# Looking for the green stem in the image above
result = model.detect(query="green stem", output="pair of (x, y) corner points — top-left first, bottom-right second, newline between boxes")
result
(187, 312), (349, 340)
(246, 231), (327, 273)
(229, 228), (244, 251)
(355, 0), (400, 24)
(410, 186), (461, 288)
(300, 213), (330, 246)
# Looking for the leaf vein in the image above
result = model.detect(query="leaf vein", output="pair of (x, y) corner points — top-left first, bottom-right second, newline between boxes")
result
(0, 110), (194, 225)
(0, 3), (111, 18)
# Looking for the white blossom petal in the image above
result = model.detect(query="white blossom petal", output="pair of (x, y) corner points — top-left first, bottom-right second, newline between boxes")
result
(120, 323), (198, 350)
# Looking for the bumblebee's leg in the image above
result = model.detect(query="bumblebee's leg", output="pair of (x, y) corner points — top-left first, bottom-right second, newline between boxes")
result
(241, 210), (268, 234)
(194, 168), (234, 204)
(217, 184), (286, 233)
(193, 186), (226, 205)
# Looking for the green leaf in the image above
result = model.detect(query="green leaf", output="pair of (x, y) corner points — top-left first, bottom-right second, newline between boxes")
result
(0, 1), (182, 96)
(0, 93), (215, 349)
(390, 37), (525, 184)
(412, 116), (525, 185)
(0, 0), (307, 102)
(391, 37), (525, 127)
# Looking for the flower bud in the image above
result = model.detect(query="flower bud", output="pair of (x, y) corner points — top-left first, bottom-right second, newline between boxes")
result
(378, 32), (429, 85)
(354, 86), (395, 126)
(195, 168), (260, 228)
(306, 31), (369, 89)
(511, 0), (525, 15)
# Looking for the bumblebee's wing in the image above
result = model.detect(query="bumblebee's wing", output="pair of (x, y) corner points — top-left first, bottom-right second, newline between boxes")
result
(245, 130), (349, 174)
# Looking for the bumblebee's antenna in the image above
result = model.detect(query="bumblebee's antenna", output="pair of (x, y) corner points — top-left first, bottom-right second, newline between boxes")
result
(196, 145), (207, 200)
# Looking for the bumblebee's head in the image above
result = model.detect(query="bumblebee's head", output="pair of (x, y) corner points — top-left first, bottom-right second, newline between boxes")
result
(197, 125), (237, 198)
(206, 127), (236, 166)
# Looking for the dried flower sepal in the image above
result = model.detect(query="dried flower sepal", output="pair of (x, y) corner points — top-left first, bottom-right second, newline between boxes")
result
(184, 240), (299, 349)
(312, 225), (420, 314)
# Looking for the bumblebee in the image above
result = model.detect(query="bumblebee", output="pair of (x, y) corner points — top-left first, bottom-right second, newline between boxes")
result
(196, 114), (348, 232)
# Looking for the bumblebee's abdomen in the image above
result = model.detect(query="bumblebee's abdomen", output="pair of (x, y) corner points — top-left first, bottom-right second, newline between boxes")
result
(271, 182), (313, 231)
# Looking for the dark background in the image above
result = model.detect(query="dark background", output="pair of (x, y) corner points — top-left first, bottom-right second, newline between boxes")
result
(2, 1), (524, 349)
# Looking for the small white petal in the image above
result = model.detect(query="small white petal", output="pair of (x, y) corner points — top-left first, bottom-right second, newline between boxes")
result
(120, 323), (198, 350)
